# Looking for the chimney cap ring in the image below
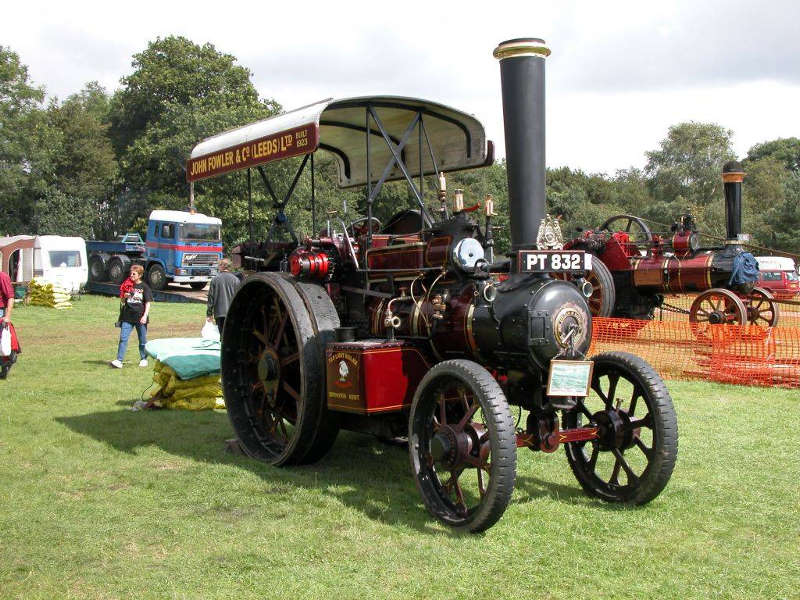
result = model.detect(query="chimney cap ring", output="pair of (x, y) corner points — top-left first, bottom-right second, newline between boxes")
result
(493, 38), (551, 60)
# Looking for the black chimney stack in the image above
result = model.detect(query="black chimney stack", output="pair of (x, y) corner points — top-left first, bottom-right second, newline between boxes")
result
(722, 161), (744, 241)
(493, 38), (551, 265)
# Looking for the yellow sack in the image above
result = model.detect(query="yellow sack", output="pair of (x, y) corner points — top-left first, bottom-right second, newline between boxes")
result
(170, 383), (222, 401)
(165, 373), (220, 395)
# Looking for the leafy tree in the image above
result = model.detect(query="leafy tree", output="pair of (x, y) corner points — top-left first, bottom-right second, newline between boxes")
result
(740, 155), (800, 253)
(108, 36), (281, 242)
(645, 122), (736, 207)
(746, 137), (800, 175)
(610, 168), (653, 218)
(545, 167), (625, 239)
(36, 188), (96, 238)
(48, 83), (116, 199)
(109, 36), (262, 154)
(0, 46), (51, 234)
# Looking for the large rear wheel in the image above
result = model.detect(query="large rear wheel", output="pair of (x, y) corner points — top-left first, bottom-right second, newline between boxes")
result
(585, 258), (615, 317)
(409, 359), (516, 532)
(553, 258), (615, 317)
(563, 351), (677, 504)
(222, 273), (339, 466)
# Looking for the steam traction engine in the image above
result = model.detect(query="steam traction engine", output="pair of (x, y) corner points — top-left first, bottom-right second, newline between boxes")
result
(187, 38), (678, 532)
(566, 164), (778, 330)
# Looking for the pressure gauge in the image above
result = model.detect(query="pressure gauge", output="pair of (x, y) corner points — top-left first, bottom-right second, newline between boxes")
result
(452, 238), (485, 270)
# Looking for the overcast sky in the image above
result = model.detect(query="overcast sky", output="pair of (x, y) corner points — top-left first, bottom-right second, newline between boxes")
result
(4, 0), (800, 175)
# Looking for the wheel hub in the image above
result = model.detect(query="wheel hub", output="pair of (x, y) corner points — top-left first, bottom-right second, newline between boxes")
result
(257, 348), (280, 405)
(593, 408), (634, 450)
(431, 425), (474, 469)
(708, 310), (726, 324)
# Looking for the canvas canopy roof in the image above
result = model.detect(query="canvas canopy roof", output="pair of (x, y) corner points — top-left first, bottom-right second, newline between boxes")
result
(187, 96), (492, 188)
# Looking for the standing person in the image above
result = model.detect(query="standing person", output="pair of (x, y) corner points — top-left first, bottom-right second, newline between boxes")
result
(111, 265), (152, 368)
(206, 258), (240, 335)
(0, 270), (15, 379)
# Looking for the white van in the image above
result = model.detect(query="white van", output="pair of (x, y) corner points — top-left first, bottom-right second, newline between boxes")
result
(33, 236), (88, 294)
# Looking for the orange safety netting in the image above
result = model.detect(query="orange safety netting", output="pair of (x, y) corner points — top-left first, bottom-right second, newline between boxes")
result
(588, 311), (800, 388)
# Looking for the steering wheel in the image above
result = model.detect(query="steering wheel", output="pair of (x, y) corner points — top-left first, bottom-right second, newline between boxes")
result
(347, 216), (382, 237)
(597, 214), (654, 245)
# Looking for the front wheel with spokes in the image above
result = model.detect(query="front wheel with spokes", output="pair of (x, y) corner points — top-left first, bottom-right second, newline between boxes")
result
(409, 359), (517, 533)
(563, 351), (678, 504)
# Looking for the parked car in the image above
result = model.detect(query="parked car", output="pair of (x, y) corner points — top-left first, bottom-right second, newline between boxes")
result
(755, 256), (799, 300)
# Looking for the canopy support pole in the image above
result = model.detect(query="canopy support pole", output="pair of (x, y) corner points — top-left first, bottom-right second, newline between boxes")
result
(258, 154), (311, 246)
(247, 168), (253, 241)
(311, 153), (316, 235)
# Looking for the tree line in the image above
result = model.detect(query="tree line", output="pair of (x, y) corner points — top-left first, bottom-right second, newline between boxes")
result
(2, 37), (799, 256)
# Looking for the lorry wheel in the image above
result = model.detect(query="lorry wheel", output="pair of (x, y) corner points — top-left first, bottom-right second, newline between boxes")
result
(89, 255), (107, 282)
(563, 351), (678, 505)
(147, 264), (167, 291)
(222, 272), (340, 466)
(189, 282), (207, 291)
(409, 359), (517, 533)
(107, 256), (130, 285)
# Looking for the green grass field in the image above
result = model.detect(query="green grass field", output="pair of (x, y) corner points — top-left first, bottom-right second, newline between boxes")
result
(1, 295), (798, 599)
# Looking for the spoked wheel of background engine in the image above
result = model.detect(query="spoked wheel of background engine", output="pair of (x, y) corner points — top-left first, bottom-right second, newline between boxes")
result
(688, 288), (747, 338)
(743, 287), (779, 327)
(553, 258), (615, 317)
(563, 351), (677, 504)
(409, 359), (516, 532)
(597, 214), (654, 253)
(222, 272), (340, 466)
(146, 263), (168, 291)
(188, 282), (207, 291)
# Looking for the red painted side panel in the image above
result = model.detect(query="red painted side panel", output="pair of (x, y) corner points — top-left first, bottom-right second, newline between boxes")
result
(598, 238), (633, 271)
(365, 243), (426, 278)
(425, 236), (451, 268)
(326, 340), (430, 414)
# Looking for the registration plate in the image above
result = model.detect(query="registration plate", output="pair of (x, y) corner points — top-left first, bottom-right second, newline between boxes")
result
(546, 360), (594, 397)
(518, 250), (591, 273)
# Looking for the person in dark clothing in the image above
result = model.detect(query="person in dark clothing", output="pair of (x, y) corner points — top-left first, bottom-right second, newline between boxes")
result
(0, 271), (16, 379)
(206, 258), (240, 335)
(111, 264), (153, 368)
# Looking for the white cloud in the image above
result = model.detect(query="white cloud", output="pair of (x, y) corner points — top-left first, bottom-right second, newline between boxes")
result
(3, 0), (799, 173)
